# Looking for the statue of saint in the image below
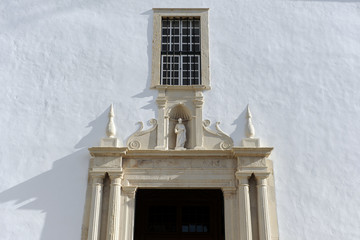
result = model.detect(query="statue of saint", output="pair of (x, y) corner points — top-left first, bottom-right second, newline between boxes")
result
(175, 118), (186, 150)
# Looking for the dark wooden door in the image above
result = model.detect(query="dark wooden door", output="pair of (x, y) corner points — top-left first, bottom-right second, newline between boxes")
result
(134, 189), (225, 240)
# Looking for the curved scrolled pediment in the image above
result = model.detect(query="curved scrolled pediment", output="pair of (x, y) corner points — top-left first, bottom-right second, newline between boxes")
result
(202, 120), (234, 150)
(127, 119), (157, 150)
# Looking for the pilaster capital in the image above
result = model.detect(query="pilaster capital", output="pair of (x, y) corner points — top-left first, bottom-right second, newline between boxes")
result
(89, 172), (106, 179)
(235, 172), (252, 186)
(222, 187), (236, 200)
(255, 172), (270, 186)
(122, 186), (138, 199)
(235, 171), (252, 180)
(193, 98), (204, 108)
(90, 172), (106, 185)
(254, 172), (270, 179)
(156, 97), (167, 108)
(108, 172), (123, 185)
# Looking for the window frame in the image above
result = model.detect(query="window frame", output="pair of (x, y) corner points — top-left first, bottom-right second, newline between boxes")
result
(151, 8), (210, 89)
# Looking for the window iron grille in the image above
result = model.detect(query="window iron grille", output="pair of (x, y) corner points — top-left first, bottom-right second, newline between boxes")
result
(161, 17), (201, 86)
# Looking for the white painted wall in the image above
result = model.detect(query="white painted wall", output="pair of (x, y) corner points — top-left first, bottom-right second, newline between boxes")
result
(1, 0), (359, 239)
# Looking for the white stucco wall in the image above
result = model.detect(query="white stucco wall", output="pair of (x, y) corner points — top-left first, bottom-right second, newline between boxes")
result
(1, 0), (359, 239)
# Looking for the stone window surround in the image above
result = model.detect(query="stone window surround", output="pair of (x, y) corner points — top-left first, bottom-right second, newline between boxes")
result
(151, 8), (210, 89)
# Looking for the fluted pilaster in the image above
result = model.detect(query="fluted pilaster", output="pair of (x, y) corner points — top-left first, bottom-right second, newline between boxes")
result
(236, 173), (253, 240)
(122, 186), (137, 240)
(88, 173), (105, 240)
(222, 187), (236, 240)
(106, 173), (123, 240)
(256, 174), (271, 240)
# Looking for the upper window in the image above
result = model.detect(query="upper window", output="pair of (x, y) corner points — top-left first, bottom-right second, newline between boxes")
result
(151, 9), (210, 89)
(161, 18), (201, 86)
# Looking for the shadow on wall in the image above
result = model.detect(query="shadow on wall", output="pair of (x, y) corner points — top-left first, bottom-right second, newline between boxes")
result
(0, 108), (109, 240)
(230, 106), (248, 145)
(131, 10), (158, 117)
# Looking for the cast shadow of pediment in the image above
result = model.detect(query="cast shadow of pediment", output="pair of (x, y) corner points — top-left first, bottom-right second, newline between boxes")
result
(230, 106), (247, 145)
(0, 109), (109, 240)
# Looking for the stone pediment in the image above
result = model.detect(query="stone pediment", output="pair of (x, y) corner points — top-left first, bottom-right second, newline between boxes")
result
(125, 118), (234, 150)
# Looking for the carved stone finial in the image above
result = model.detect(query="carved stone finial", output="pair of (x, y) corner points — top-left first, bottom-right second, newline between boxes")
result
(246, 104), (255, 138)
(106, 104), (116, 138)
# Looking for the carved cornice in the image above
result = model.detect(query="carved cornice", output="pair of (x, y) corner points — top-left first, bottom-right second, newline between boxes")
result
(232, 147), (273, 157)
(88, 148), (273, 159)
(88, 147), (128, 157)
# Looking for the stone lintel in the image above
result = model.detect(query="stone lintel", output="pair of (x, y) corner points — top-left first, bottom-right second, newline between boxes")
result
(125, 149), (233, 159)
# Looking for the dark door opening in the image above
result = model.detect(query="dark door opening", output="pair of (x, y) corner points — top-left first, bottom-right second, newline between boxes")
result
(134, 189), (225, 240)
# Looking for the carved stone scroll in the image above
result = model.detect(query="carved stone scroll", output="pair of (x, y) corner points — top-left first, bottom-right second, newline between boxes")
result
(202, 120), (234, 150)
(127, 119), (157, 150)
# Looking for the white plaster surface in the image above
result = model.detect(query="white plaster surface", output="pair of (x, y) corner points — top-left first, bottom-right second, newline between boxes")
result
(0, 0), (360, 239)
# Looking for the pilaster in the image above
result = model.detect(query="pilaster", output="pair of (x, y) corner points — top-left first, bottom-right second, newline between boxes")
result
(87, 172), (105, 240)
(106, 172), (123, 240)
(222, 187), (236, 240)
(235, 172), (253, 240)
(193, 90), (204, 149)
(122, 186), (138, 240)
(255, 173), (271, 240)
(155, 87), (167, 150)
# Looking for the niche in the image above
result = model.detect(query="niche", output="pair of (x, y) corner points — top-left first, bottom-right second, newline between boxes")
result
(168, 104), (192, 149)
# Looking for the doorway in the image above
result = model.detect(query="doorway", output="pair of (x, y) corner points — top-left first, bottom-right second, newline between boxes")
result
(134, 189), (225, 240)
